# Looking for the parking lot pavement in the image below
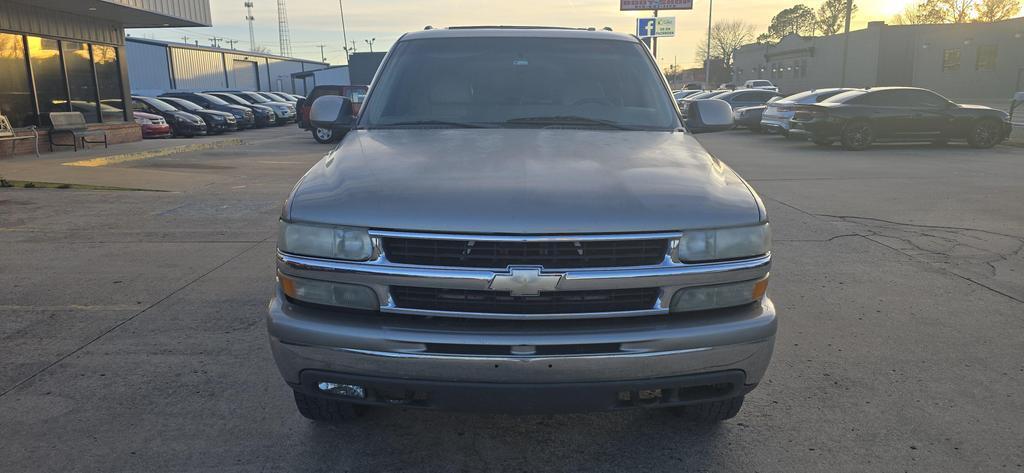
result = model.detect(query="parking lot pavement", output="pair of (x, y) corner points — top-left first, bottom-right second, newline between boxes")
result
(1, 128), (1023, 472)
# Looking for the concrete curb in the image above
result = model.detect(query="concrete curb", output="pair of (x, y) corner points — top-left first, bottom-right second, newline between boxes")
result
(61, 138), (245, 168)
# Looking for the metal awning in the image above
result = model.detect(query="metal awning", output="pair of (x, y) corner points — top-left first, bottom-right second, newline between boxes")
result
(23, 0), (211, 28)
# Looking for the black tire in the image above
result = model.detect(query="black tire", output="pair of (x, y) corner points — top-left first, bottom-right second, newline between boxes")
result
(812, 137), (833, 147)
(672, 396), (745, 423)
(313, 127), (336, 144)
(293, 390), (364, 423)
(840, 121), (874, 151)
(966, 119), (1003, 149)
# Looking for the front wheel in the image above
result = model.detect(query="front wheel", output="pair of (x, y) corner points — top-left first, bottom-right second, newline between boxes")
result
(671, 396), (745, 423)
(840, 121), (874, 151)
(313, 127), (336, 144)
(966, 119), (1003, 149)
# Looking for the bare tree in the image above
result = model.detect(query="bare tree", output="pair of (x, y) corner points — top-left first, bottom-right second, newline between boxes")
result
(695, 20), (757, 70)
(973, 0), (1022, 21)
(816, 0), (858, 35)
(894, 0), (979, 23)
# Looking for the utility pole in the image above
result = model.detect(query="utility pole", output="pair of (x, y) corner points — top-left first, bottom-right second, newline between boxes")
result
(181, 35), (190, 44)
(210, 37), (222, 48)
(244, 1), (256, 51)
(318, 44), (327, 62)
(705, 0), (713, 89)
(840, 0), (853, 87)
(339, 1), (350, 63)
(347, 40), (358, 55)
(226, 39), (238, 49)
(651, 9), (659, 60)
(364, 38), (376, 54)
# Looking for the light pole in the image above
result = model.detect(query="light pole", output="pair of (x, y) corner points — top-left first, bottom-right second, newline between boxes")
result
(705, 0), (713, 89)
(339, 1), (350, 62)
(364, 38), (376, 54)
(840, 0), (853, 86)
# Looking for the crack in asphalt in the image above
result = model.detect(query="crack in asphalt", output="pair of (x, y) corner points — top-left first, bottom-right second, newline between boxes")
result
(769, 198), (1024, 304)
(0, 236), (272, 399)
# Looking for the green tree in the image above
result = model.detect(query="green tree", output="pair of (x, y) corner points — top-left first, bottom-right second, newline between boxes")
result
(816, 0), (858, 35)
(763, 5), (818, 42)
(973, 0), (1022, 21)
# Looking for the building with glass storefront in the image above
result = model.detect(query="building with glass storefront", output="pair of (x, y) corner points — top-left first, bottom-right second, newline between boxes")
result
(0, 0), (210, 155)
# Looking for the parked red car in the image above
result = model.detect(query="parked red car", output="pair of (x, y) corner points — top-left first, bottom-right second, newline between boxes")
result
(134, 111), (173, 139)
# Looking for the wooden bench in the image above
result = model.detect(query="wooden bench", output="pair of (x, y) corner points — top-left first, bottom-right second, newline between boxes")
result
(0, 114), (39, 157)
(49, 112), (107, 152)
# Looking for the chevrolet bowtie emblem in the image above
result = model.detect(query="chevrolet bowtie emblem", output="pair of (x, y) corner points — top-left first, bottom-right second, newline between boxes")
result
(488, 266), (563, 296)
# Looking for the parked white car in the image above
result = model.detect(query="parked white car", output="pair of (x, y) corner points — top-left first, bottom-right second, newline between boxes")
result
(743, 80), (778, 92)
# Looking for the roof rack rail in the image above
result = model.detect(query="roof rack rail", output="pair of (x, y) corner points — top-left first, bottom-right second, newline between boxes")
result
(445, 26), (597, 31)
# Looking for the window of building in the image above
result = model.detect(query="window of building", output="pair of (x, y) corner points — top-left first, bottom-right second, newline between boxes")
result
(0, 33), (34, 128)
(942, 48), (960, 71)
(975, 45), (996, 71)
(27, 37), (69, 125)
(62, 41), (99, 123)
(93, 45), (125, 122)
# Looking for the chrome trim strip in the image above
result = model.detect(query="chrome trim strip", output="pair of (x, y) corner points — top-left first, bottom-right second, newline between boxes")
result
(369, 230), (682, 242)
(280, 340), (714, 361)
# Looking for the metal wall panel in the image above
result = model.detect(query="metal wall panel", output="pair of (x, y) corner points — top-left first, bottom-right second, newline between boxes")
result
(125, 40), (172, 94)
(266, 58), (306, 93)
(99, 0), (212, 26)
(170, 47), (227, 90)
(0, 2), (123, 45)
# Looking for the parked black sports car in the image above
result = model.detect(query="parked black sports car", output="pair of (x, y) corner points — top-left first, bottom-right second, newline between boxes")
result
(789, 87), (1012, 150)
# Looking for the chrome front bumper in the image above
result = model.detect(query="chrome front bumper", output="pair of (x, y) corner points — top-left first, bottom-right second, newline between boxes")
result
(267, 290), (777, 386)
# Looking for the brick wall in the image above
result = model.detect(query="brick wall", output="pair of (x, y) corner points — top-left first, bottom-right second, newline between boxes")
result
(0, 123), (142, 158)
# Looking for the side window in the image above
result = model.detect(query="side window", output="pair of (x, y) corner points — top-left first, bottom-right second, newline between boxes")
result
(906, 90), (949, 108)
(731, 92), (751, 101)
(131, 99), (146, 112)
(942, 48), (960, 71)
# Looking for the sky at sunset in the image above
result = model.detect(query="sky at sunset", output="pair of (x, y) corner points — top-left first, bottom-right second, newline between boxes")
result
(128, 0), (1013, 68)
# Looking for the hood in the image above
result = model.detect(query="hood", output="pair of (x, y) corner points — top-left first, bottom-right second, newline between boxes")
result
(224, 104), (250, 114)
(956, 103), (1004, 116)
(170, 110), (202, 121)
(286, 129), (763, 234)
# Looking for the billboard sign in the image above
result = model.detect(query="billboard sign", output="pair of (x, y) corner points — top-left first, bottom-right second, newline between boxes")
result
(621, 0), (693, 10)
(637, 17), (676, 38)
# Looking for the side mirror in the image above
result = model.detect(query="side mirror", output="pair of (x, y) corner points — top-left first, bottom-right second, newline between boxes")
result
(685, 99), (734, 133)
(310, 95), (354, 128)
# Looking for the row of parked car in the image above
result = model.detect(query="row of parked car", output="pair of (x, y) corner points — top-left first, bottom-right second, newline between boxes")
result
(130, 91), (302, 139)
(676, 86), (1013, 150)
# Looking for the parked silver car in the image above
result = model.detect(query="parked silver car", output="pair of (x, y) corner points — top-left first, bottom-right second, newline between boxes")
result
(761, 88), (856, 135)
(269, 26), (776, 422)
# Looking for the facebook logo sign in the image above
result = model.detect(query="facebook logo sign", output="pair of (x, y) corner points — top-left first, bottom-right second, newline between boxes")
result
(636, 18), (656, 38)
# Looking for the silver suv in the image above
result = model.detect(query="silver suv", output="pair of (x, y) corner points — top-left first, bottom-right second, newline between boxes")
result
(268, 27), (776, 422)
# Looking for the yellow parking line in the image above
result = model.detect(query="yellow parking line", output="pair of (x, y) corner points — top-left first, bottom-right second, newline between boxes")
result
(62, 138), (244, 167)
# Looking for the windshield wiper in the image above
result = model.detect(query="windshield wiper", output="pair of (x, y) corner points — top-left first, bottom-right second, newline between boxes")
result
(502, 116), (644, 130)
(373, 120), (495, 129)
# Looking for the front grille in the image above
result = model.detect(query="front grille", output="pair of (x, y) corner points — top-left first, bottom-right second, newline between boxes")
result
(390, 286), (660, 314)
(382, 237), (669, 269)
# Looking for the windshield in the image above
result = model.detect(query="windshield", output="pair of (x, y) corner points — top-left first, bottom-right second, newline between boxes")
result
(241, 92), (270, 103)
(164, 98), (203, 111)
(361, 37), (678, 130)
(750, 81), (772, 87)
(196, 93), (229, 105)
(141, 97), (178, 112)
(217, 93), (250, 105)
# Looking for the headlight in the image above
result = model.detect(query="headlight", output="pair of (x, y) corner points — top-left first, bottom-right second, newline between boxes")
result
(278, 221), (373, 261)
(671, 277), (769, 312)
(676, 224), (770, 263)
(279, 274), (378, 310)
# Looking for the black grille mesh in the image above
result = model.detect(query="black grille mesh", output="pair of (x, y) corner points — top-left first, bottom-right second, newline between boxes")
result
(382, 237), (668, 269)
